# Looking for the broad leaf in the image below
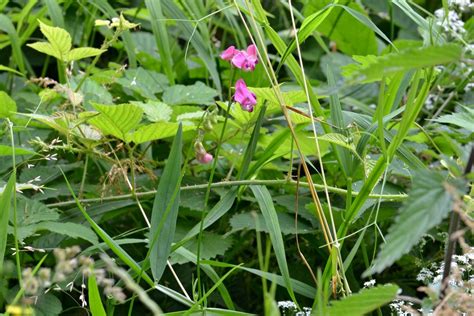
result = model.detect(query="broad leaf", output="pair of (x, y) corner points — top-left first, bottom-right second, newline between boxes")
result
(315, 284), (399, 316)
(131, 101), (172, 122)
(365, 170), (464, 275)
(342, 44), (462, 83)
(127, 122), (193, 144)
(0, 91), (17, 118)
(162, 82), (218, 105)
(89, 103), (143, 140)
(66, 47), (106, 62)
(28, 20), (72, 60)
(149, 125), (183, 282)
(229, 212), (313, 235)
(433, 106), (474, 132)
(15, 221), (99, 244)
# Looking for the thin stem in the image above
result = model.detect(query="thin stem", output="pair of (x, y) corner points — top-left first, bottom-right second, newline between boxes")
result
(46, 179), (408, 208)
(7, 119), (22, 285)
(196, 68), (235, 300)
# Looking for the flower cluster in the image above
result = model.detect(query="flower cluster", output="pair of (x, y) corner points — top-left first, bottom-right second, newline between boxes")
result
(220, 44), (259, 113)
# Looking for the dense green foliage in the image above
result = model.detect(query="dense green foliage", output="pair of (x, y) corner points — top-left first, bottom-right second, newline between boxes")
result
(0, 0), (473, 315)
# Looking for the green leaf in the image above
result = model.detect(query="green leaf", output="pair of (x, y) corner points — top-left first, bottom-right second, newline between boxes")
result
(88, 270), (107, 316)
(342, 44), (463, 83)
(27, 42), (62, 60)
(16, 197), (60, 225)
(162, 82), (218, 105)
(15, 221), (99, 244)
(130, 101), (172, 122)
(0, 91), (17, 118)
(89, 103), (143, 141)
(250, 185), (298, 304)
(229, 212), (313, 235)
(117, 67), (169, 99)
(127, 122), (193, 144)
(0, 174), (15, 272)
(0, 145), (35, 157)
(183, 189), (238, 241)
(34, 293), (62, 316)
(149, 125), (183, 282)
(66, 47), (106, 62)
(315, 284), (399, 316)
(433, 106), (474, 132)
(28, 20), (72, 61)
(170, 231), (233, 264)
(365, 170), (463, 275)
(307, 1), (378, 56)
(0, 65), (24, 76)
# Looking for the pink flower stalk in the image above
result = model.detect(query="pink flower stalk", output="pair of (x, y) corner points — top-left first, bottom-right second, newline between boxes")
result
(234, 79), (257, 112)
(220, 46), (237, 61)
(231, 44), (258, 71)
(197, 152), (213, 164)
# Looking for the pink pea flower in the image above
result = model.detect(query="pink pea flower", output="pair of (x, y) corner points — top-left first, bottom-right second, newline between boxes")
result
(220, 46), (237, 61)
(197, 152), (213, 164)
(231, 44), (258, 71)
(234, 79), (257, 112)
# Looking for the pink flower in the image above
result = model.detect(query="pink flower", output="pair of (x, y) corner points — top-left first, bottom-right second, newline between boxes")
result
(197, 153), (213, 164)
(220, 46), (237, 61)
(231, 44), (258, 71)
(234, 79), (257, 112)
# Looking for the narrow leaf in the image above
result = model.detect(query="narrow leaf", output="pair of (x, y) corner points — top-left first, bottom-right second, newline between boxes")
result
(0, 174), (15, 272)
(88, 269), (107, 316)
(149, 125), (183, 282)
(250, 185), (297, 304)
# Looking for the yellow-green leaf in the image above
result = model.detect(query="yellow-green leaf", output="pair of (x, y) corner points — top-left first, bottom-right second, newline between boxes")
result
(38, 20), (71, 60)
(66, 47), (106, 62)
(89, 103), (143, 141)
(127, 122), (193, 144)
(0, 91), (16, 118)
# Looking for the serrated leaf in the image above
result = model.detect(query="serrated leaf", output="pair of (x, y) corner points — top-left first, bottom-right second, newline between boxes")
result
(0, 91), (17, 118)
(130, 101), (172, 122)
(365, 170), (463, 275)
(315, 284), (399, 316)
(27, 42), (62, 60)
(15, 221), (98, 244)
(89, 103), (143, 140)
(342, 44), (463, 83)
(162, 81), (217, 105)
(37, 20), (72, 60)
(150, 125), (182, 282)
(170, 231), (233, 265)
(127, 122), (193, 144)
(16, 197), (60, 226)
(66, 47), (106, 62)
(433, 106), (474, 132)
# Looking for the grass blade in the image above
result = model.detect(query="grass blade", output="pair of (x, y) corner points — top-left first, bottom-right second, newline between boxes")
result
(61, 169), (155, 287)
(149, 125), (183, 282)
(88, 268), (107, 316)
(250, 185), (297, 304)
(145, 0), (175, 84)
(0, 173), (15, 272)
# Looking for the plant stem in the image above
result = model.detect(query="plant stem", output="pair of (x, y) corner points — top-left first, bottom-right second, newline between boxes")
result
(47, 178), (408, 208)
